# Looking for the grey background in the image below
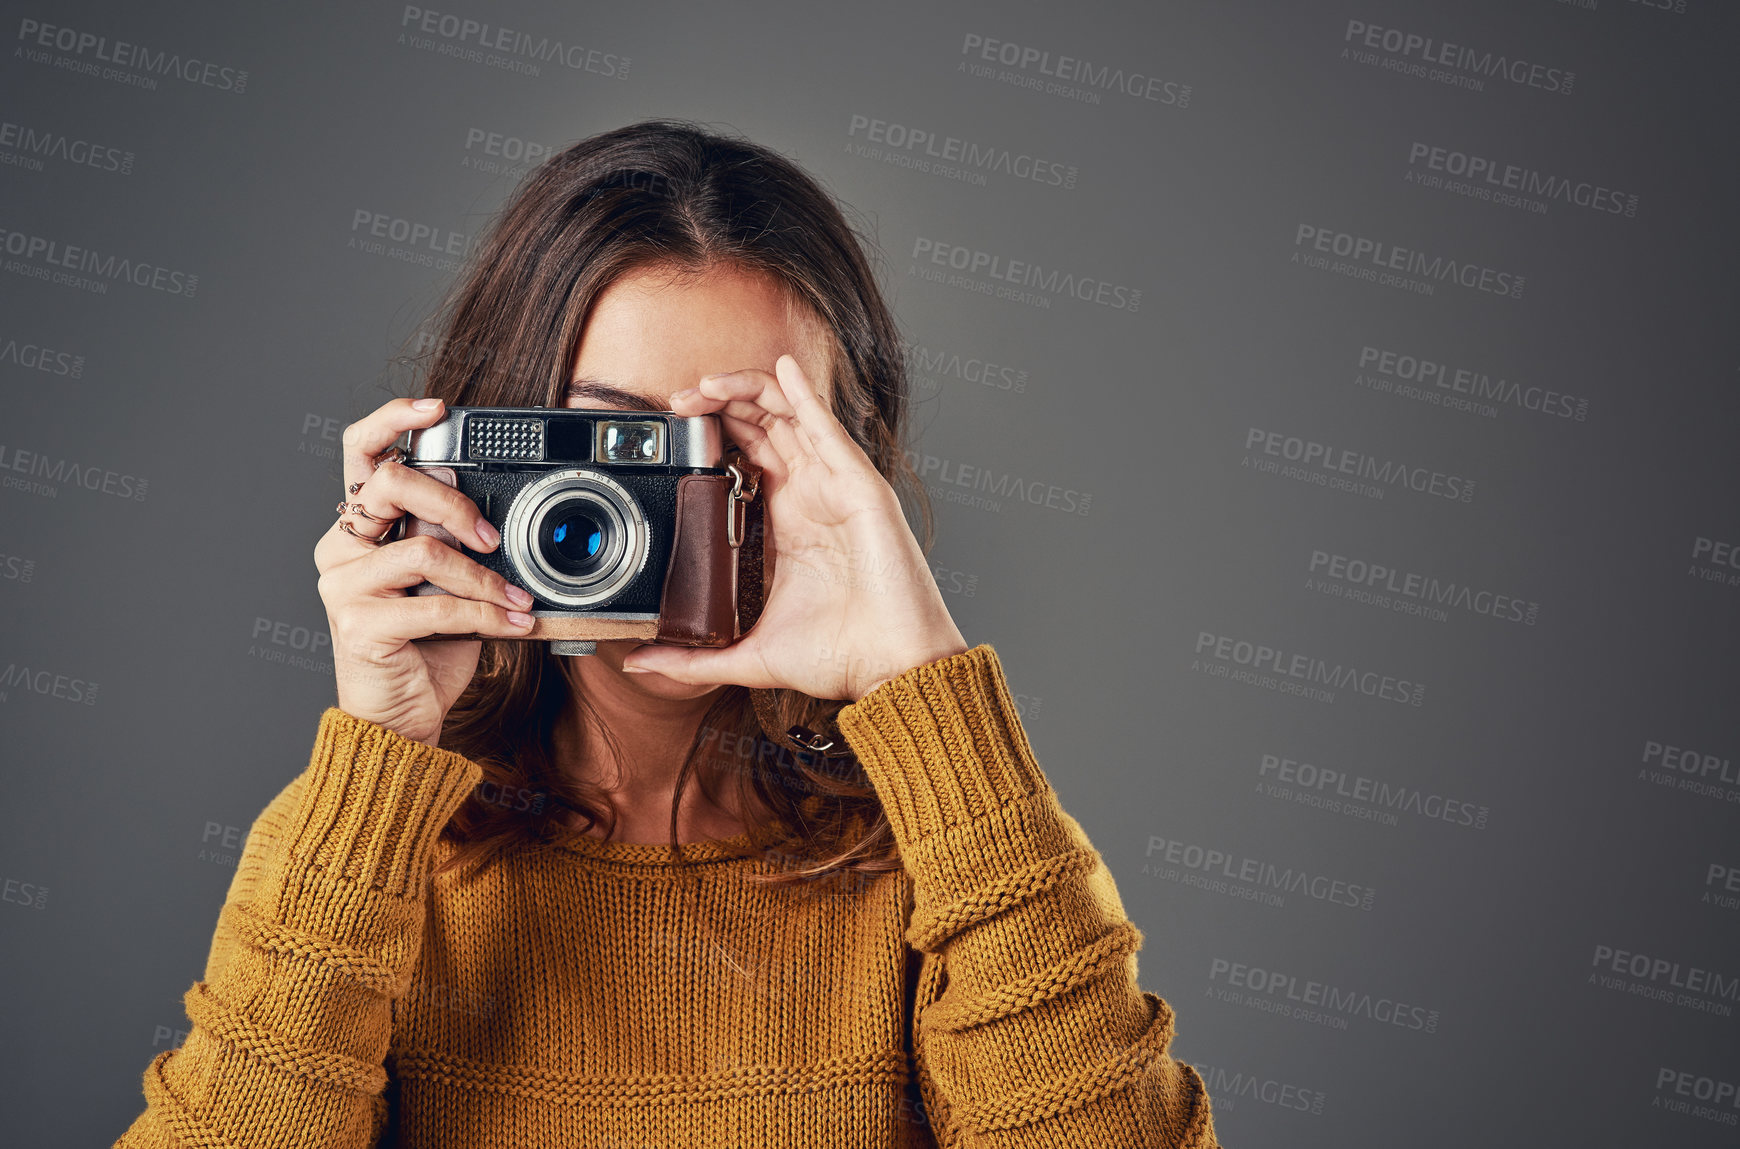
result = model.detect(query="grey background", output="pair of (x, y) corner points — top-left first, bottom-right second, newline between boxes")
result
(3, 0), (1737, 1144)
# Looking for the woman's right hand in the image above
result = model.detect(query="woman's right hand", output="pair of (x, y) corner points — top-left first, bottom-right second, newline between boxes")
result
(314, 397), (537, 747)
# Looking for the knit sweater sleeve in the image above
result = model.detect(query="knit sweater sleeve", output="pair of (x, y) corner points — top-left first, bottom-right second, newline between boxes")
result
(835, 644), (1220, 1149)
(114, 707), (483, 1148)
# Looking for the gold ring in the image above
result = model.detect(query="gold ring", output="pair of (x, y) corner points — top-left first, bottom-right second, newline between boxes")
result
(337, 517), (396, 546)
(336, 500), (398, 525)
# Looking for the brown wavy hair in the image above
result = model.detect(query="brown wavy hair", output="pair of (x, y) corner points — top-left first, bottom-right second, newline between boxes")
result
(400, 119), (934, 891)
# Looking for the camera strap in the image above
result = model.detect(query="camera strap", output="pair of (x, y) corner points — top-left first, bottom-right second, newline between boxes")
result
(730, 455), (854, 763)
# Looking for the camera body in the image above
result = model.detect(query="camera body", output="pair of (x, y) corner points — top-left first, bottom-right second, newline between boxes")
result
(398, 406), (750, 653)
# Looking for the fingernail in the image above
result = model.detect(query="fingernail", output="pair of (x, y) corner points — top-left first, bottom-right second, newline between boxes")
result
(413, 397), (442, 411)
(622, 661), (651, 674)
(507, 611), (532, 627)
(476, 519), (501, 547)
(672, 386), (698, 400)
(507, 585), (533, 608)
(701, 372), (736, 382)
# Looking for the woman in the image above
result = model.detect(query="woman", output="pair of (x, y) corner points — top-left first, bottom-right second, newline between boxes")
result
(117, 120), (1220, 1148)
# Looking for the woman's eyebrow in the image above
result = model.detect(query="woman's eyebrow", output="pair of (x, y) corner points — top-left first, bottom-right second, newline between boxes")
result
(564, 378), (667, 411)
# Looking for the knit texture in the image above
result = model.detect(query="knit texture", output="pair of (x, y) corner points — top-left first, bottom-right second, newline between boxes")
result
(115, 644), (1218, 1148)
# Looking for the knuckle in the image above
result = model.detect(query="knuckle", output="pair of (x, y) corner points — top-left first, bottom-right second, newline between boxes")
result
(367, 458), (400, 490)
(341, 421), (366, 450)
(410, 533), (447, 563)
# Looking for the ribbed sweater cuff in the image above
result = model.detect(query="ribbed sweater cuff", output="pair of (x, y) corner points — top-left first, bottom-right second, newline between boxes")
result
(280, 707), (483, 897)
(835, 644), (1052, 853)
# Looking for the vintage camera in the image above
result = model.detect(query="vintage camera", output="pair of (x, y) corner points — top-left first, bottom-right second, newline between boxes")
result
(396, 406), (755, 656)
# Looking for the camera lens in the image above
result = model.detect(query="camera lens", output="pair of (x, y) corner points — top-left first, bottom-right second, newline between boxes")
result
(505, 469), (649, 608)
(538, 501), (609, 576)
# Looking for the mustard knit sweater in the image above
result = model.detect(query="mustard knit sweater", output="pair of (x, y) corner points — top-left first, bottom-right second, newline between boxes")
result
(116, 644), (1219, 1148)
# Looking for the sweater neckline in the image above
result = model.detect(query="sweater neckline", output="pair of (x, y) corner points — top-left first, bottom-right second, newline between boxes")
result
(554, 828), (758, 866)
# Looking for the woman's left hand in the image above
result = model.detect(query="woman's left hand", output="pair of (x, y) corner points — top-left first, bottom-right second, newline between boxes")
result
(619, 354), (968, 701)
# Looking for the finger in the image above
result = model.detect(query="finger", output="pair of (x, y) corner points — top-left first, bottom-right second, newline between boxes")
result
(347, 591), (534, 648)
(355, 459), (499, 553)
(620, 639), (781, 690)
(702, 396), (811, 470)
(340, 396), (448, 502)
(670, 388), (791, 480)
(775, 354), (865, 470)
(714, 410), (789, 479)
(693, 373), (815, 468)
(699, 369), (799, 418)
(325, 533), (533, 611)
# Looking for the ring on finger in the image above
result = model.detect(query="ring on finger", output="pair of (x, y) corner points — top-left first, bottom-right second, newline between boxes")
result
(372, 444), (406, 470)
(336, 500), (397, 525)
(338, 517), (397, 546)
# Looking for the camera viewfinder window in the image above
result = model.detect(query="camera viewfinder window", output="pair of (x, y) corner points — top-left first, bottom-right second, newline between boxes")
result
(598, 420), (665, 464)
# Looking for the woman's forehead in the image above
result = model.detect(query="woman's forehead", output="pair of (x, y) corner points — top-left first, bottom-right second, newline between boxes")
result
(569, 264), (833, 405)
